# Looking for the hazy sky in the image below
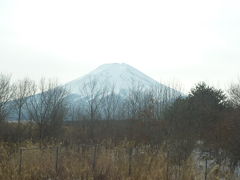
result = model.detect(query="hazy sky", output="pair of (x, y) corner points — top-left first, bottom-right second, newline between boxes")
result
(1, 0), (240, 92)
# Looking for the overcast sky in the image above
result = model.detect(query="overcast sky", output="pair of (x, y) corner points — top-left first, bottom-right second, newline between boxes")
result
(0, 0), (240, 92)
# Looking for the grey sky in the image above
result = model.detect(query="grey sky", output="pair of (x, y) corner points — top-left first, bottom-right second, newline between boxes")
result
(0, 0), (240, 92)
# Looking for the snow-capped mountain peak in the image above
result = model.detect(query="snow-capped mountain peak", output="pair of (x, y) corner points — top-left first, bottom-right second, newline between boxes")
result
(65, 63), (166, 95)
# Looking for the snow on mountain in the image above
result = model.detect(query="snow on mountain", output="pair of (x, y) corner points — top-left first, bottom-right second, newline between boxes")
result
(65, 63), (168, 95)
(7, 63), (182, 121)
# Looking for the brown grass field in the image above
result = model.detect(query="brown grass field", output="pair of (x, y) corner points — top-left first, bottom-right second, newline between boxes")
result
(0, 141), (238, 180)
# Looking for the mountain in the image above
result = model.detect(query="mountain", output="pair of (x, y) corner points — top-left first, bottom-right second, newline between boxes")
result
(65, 63), (170, 95)
(8, 63), (182, 121)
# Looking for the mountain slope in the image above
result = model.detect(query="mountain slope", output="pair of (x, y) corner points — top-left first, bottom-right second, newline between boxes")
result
(8, 63), (182, 121)
(65, 63), (169, 95)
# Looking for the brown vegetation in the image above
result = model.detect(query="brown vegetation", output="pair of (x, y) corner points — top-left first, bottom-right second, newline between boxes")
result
(0, 141), (238, 180)
(1, 74), (240, 179)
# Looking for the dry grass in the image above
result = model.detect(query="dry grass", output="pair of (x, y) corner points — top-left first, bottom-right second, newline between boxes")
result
(0, 142), (238, 180)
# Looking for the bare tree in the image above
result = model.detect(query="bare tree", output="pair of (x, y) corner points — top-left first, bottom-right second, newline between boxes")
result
(152, 82), (183, 121)
(80, 77), (106, 121)
(26, 78), (69, 144)
(101, 85), (120, 120)
(125, 82), (145, 120)
(228, 79), (240, 108)
(69, 104), (79, 122)
(123, 81), (176, 121)
(12, 78), (35, 124)
(0, 74), (13, 122)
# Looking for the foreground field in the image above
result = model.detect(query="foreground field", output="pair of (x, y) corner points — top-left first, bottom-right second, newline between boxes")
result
(0, 142), (238, 180)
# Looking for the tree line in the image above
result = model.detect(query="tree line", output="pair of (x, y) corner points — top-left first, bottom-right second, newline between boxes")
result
(1, 73), (240, 170)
